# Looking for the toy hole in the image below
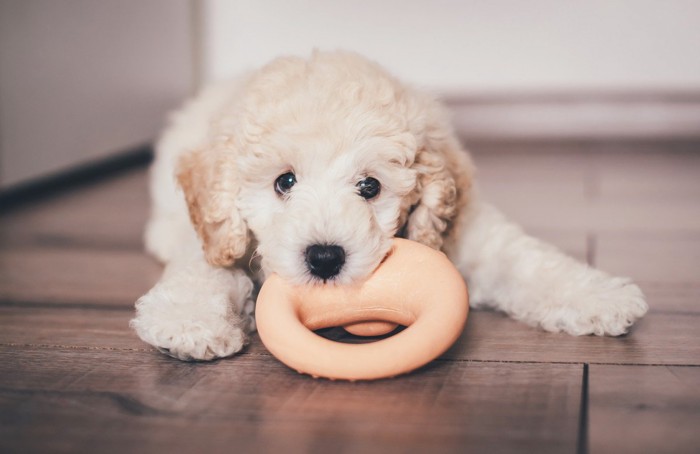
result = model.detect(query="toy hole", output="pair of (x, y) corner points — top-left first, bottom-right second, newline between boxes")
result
(315, 325), (407, 344)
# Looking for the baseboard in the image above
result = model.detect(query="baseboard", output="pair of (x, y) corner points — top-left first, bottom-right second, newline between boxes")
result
(0, 144), (153, 213)
(443, 92), (700, 141)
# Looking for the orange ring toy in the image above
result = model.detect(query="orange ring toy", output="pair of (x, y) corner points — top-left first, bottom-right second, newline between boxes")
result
(255, 238), (469, 381)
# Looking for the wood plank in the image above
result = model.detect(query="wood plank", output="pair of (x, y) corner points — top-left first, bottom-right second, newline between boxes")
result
(589, 364), (700, 454)
(590, 198), (700, 233)
(3, 303), (697, 368)
(595, 232), (700, 314)
(592, 145), (700, 201)
(595, 233), (700, 287)
(0, 306), (270, 356)
(0, 346), (583, 454)
(0, 168), (149, 250)
(586, 145), (700, 234)
(640, 286), (700, 314)
(444, 310), (700, 366)
(471, 142), (596, 234)
(474, 144), (592, 201)
(478, 195), (700, 235)
(0, 248), (162, 307)
(0, 307), (146, 351)
(474, 146), (700, 234)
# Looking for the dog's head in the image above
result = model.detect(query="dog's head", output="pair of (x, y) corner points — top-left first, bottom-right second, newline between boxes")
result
(178, 51), (472, 284)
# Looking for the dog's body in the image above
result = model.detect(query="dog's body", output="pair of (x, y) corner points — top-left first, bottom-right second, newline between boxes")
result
(131, 51), (647, 361)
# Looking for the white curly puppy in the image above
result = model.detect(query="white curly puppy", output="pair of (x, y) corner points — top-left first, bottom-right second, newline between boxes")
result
(131, 51), (648, 361)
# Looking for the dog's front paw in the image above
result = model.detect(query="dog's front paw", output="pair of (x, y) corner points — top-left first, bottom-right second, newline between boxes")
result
(538, 276), (648, 336)
(149, 319), (245, 361)
(131, 292), (246, 361)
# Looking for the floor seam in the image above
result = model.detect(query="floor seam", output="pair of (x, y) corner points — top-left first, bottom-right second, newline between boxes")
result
(436, 358), (700, 367)
(576, 363), (589, 454)
(1, 343), (698, 367)
(0, 342), (154, 352)
(0, 301), (135, 311)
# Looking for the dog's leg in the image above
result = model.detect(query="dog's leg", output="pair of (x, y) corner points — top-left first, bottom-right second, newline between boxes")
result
(145, 79), (245, 264)
(449, 200), (648, 335)
(130, 248), (255, 361)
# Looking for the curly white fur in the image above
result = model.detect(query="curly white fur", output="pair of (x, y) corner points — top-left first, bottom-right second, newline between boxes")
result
(131, 51), (647, 361)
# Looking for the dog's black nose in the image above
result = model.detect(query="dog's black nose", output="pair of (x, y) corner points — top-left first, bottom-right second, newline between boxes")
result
(305, 244), (345, 280)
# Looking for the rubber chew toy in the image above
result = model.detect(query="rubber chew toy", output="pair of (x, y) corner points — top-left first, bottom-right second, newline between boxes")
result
(255, 238), (469, 381)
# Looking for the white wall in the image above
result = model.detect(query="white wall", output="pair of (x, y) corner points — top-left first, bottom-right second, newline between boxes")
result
(200, 0), (700, 95)
(3, 0), (698, 187)
(0, 0), (194, 188)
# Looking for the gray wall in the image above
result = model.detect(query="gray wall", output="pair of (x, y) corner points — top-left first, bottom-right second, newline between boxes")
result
(0, 0), (194, 188)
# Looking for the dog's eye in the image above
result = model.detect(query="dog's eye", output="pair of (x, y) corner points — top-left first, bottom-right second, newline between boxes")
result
(275, 172), (296, 196)
(357, 177), (381, 200)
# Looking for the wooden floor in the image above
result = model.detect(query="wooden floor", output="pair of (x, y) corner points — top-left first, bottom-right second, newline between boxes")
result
(1, 140), (699, 453)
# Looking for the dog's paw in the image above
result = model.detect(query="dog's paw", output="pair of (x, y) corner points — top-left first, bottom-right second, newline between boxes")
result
(131, 292), (246, 361)
(537, 277), (648, 336)
(149, 319), (245, 361)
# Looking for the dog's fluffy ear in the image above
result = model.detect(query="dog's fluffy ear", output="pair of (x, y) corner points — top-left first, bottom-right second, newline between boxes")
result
(177, 147), (248, 266)
(405, 114), (473, 250)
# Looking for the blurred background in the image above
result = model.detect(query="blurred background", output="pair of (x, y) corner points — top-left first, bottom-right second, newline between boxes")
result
(1, 0), (699, 189)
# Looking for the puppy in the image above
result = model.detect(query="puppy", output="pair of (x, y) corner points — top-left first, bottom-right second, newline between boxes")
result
(131, 51), (647, 361)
